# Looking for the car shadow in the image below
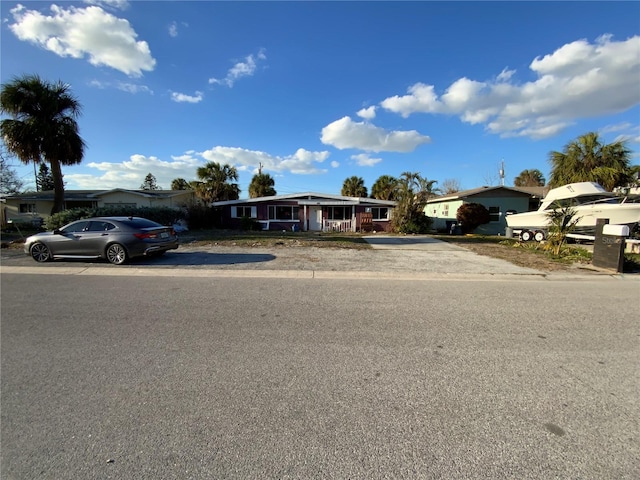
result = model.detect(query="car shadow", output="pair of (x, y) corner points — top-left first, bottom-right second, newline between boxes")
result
(130, 251), (277, 267)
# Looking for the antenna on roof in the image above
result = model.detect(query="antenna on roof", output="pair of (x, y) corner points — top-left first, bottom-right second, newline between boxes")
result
(499, 159), (505, 186)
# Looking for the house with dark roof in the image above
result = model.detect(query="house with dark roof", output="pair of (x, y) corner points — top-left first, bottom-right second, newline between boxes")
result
(2, 189), (195, 226)
(425, 185), (547, 235)
(212, 193), (396, 232)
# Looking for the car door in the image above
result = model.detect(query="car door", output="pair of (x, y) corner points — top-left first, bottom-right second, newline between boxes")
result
(80, 220), (117, 255)
(49, 220), (91, 255)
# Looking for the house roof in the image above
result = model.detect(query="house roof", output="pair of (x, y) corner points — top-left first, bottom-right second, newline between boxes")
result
(426, 185), (546, 204)
(211, 192), (396, 207)
(6, 189), (194, 200)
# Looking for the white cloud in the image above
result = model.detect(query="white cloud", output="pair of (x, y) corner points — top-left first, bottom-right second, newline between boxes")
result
(171, 91), (204, 103)
(67, 153), (204, 189)
(200, 146), (330, 175)
(168, 21), (178, 37)
(380, 35), (640, 139)
(88, 79), (152, 94)
(331, 161), (340, 168)
(9, 4), (156, 77)
(320, 116), (431, 153)
(208, 48), (267, 87)
(351, 153), (382, 167)
(357, 106), (377, 120)
(83, 0), (129, 10)
(66, 145), (333, 189)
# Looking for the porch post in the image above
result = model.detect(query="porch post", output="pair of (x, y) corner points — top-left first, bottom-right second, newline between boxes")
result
(352, 205), (356, 232)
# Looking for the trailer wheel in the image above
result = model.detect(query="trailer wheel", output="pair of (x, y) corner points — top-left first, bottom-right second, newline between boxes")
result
(520, 230), (533, 242)
(534, 230), (546, 242)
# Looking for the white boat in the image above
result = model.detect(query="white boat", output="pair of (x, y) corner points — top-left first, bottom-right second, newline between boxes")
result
(505, 182), (640, 240)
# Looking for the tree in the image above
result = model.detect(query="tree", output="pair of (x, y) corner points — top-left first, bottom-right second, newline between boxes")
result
(441, 178), (461, 194)
(249, 172), (276, 198)
(140, 172), (160, 190)
(549, 132), (633, 191)
(341, 176), (367, 197)
(36, 163), (55, 191)
(194, 161), (240, 203)
(370, 175), (399, 200)
(171, 178), (191, 190)
(0, 154), (24, 194)
(544, 204), (580, 256)
(1, 74), (85, 214)
(456, 203), (490, 234)
(514, 169), (545, 187)
(390, 171), (435, 234)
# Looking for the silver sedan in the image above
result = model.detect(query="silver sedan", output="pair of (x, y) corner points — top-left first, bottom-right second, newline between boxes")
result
(24, 216), (179, 265)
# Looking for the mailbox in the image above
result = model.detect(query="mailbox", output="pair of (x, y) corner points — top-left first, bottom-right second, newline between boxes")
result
(592, 219), (628, 272)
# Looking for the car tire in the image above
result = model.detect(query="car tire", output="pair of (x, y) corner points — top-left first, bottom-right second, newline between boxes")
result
(106, 243), (128, 265)
(30, 242), (51, 262)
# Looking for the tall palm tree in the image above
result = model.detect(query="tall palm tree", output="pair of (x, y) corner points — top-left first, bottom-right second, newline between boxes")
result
(341, 176), (367, 197)
(514, 169), (545, 187)
(548, 132), (632, 191)
(370, 175), (399, 200)
(171, 178), (191, 190)
(249, 172), (276, 198)
(1, 74), (85, 214)
(194, 161), (240, 203)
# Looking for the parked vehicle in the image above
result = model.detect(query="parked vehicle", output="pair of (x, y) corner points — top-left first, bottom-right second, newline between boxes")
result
(24, 216), (179, 265)
(505, 182), (640, 241)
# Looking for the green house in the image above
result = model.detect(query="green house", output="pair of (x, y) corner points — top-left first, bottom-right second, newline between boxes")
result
(425, 186), (546, 235)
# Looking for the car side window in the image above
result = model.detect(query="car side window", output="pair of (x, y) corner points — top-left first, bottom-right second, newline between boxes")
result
(87, 221), (116, 232)
(61, 221), (90, 233)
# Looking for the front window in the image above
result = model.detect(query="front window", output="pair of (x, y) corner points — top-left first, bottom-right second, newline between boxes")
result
(327, 206), (351, 220)
(268, 205), (299, 220)
(489, 206), (500, 222)
(233, 206), (256, 218)
(19, 203), (36, 213)
(370, 207), (389, 220)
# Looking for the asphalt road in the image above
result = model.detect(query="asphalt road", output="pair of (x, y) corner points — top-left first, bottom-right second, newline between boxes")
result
(1, 272), (638, 479)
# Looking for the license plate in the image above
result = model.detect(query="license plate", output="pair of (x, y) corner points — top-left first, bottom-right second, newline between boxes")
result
(160, 232), (169, 239)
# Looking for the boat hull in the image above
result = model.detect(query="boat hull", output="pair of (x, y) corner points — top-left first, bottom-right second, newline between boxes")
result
(505, 203), (640, 236)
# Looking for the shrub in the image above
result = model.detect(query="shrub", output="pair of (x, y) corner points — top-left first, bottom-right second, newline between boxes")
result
(45, 206), (184, 230)
(456, 203), (490, 233)
(184, 204), (217, 230)
(239, 216), (262, 231)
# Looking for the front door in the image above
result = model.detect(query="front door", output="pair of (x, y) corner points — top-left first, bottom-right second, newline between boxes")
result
(308, 206), (322, 231)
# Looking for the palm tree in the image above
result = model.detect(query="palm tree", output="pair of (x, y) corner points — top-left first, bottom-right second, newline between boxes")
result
(370, 175), (399, 200)
(390, 172), (435, 233)
(548, 132), (632, 191)
(514, 169), (545, 187)
(1, 74), (85, 214)
(194, 161), (240, 203)
(249, 172), (276, 198)
(171, 178), (191, 190)
(341, 176), (367, 197)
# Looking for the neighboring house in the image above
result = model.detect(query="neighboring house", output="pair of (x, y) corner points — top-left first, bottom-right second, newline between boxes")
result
(3, 189), (195, 226)
(425, 185), (547, 235)
(212, 193), (396, 232)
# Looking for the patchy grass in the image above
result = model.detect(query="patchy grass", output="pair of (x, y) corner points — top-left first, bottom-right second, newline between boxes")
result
(177, 229), (372, 249)
(433, 234), (594, 272)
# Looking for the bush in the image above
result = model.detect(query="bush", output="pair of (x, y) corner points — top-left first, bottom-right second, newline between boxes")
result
(184, 204), (218, 230)
(45, 206), (184, 230)
(456, 203), (490, 234)
(239, 216), (262, 231)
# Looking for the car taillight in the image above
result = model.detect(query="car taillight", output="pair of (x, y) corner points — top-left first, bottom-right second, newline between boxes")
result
(134, 232), (157, 239)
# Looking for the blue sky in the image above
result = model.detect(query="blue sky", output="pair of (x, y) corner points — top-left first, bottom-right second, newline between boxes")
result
(2, 1), (639, 197)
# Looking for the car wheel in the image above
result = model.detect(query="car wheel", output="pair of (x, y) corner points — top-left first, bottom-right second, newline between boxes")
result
(106, 243), (128, 265)
(30, 242), (51, 262)
(534, 230), (546, 242)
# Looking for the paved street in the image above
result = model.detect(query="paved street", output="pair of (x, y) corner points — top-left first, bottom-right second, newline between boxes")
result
(1, 270), (638, 479)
